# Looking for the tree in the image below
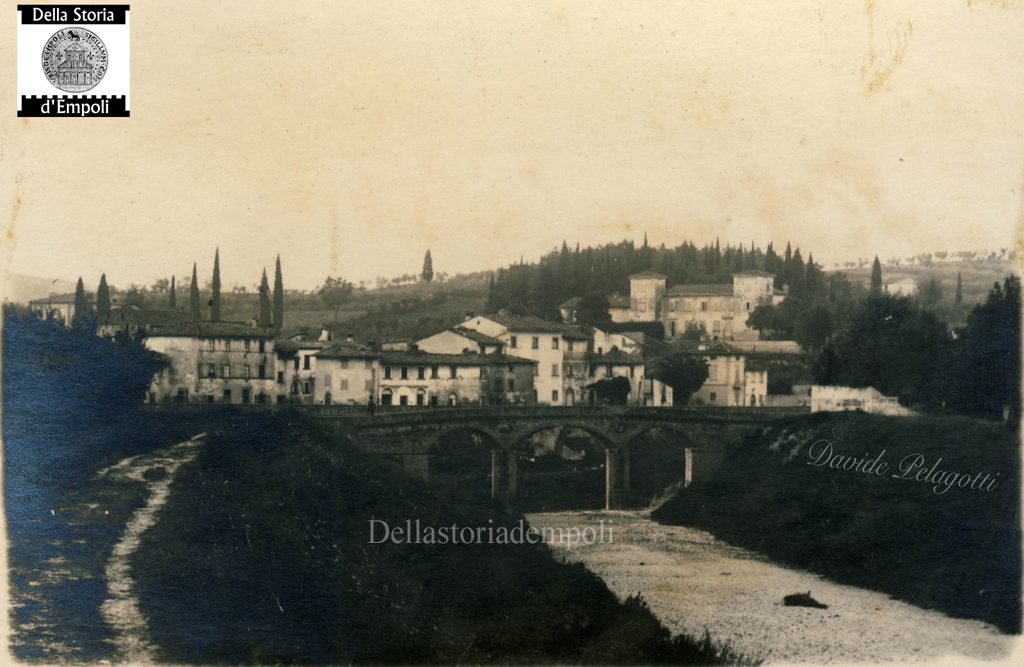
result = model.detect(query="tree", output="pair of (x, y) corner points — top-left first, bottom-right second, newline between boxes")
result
(72, 277), (89, 328)
(869, 256), (883, 295)
(189, 262), (201, 321)
(794, 304), (833, 351)
(421, 249), (434, 297)
(258, 269), (272, 327)
(210, 248), (222, 322)
(575, 292), (611, 326)
(955, 272), (963, 306)
(319, 276), (354, 321)
(587, 376), (631, 405)
(945, 277), (1020, 422)
(273, 255), (284, 333)
(814, 294), (949, 407)
(169, 275), (176, 310)
(918, 276), (943, 310)
(650, 353), (709, 404)
(96, 274), (111, 319)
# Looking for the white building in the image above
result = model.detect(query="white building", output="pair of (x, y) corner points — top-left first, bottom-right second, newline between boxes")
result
(883, 278), (918, 297)
(810, 385), (915, 416)
(29, 293), (81, 326)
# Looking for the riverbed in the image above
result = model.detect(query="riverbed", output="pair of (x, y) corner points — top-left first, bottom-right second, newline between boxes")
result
(527, 510), (1018, 665)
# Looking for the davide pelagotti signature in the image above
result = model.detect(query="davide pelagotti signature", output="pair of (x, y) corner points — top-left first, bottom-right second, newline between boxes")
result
(806, 431), (1000, 496)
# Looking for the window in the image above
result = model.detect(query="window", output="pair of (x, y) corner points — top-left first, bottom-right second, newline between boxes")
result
(293, 358), (299, 370)
(746, 302), (751, 311)
(364, 379), (372, 392)
(670, 321), (676, 336)
(431, 365), (439, 379)
(417, 366), (425, 380)
(606, 364), (613, 375)
(223, 389), (232, 403)
(552, 337), (559, 349)
(243, 365), (251, 379)
(399, 395), (409, 406)
(302, 381), (311, 394)
(430, 395), (439, 406)
(259, 340), (266, 353)
(256, 365), (264, 379)
(701, 302), (708, 312)
(508, 379), (515, 392)
(416, 389), (426, 406)
(206, 363), (216, 377)
(340, 379), (349, 391)
(400, 366), (409, 380)
(303, 355), (311, 370)
(339, 360), (349, 369)
(384, 366), (392, 379)
(256, 393), (267, 404)
(222, 364), (231, 378)
(365, 360), (373, 369)
(531, 336), (539, 349)
(510, 335), (518, 348)
(630, 365), (635, 377)
(207, 339), (215, 351)
(277, 371), (284, 383)
(551, 364), (559, 377)
(323, 373), (332, 389)
(567, 340), (574, 351)
(552, 390), (559, 402)
(381, 389), (393, 405)
(225, 339), (231, 352)
(710, 391), (717, 402)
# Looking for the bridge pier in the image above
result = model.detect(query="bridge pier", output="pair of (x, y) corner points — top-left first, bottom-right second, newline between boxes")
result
(684, 448), (693, 488)
(491, 450), (517, 500)
(605, 448), (630, 510)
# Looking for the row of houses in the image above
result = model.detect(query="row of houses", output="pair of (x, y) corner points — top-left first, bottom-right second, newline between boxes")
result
(63, 303), (775, 408)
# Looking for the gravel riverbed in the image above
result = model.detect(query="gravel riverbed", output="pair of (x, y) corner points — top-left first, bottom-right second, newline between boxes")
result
(527, 510), (1018, 665)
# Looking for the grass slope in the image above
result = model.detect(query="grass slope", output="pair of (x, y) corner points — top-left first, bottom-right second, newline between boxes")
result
(133, 412), (750, 664)
(652, 412), (1021, 633)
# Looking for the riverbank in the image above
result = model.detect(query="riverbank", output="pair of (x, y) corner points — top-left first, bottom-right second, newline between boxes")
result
(527, 511), (1017, 664)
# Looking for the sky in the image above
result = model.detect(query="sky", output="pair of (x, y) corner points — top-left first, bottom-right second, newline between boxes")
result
(2, 0), (1023, 292)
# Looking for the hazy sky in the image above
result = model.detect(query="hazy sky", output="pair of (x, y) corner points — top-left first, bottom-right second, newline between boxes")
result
(2, 1), (1022, 291)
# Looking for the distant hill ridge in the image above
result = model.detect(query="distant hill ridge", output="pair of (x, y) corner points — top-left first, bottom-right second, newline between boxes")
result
(3, 273), (77, 305)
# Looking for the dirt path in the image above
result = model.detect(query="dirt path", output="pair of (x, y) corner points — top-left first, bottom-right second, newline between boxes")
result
(96, 433), (206, 664)
(527, 510), (1018, 665)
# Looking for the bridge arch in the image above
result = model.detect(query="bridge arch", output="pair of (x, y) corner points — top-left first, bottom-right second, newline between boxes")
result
(619, 422), (698, 450)
(510, 421), (618, 452)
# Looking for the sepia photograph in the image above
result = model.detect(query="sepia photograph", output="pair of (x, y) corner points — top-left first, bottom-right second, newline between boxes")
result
(2, 1), (1022, 665)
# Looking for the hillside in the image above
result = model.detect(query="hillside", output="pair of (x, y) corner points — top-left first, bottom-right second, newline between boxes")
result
(2, 272), (77, 304)
(832, 257), (1017, 308)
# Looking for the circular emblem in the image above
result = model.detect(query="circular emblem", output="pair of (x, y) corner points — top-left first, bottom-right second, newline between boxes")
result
(41, 27), (108, 93)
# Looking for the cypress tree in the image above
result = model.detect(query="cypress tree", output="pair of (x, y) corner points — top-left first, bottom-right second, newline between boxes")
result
(189, 262), (201, 321)
(211, 247), (222, 322)
(955, 271), (963, 305)
(870, 256), (883, 295)
(258, 269), (272, 327)
(421, 249), (434, 297)
(72, 277), (88, 327)
(169, 275), (176, 309)
(96, 273), (110, 319)
(273, 255), (284, 333)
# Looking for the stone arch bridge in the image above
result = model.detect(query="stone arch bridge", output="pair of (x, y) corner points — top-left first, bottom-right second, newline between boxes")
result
(314, 406), (804, 509)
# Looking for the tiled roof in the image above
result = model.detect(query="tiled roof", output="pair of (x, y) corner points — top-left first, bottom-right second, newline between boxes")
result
(98, 307), (191, 328)
(143, 321), (276, 339)
(381, 350), (536, 366)
(316, 342), (380, 359)
(275, 339), (332, 354)
(733, 270), (775, 278)
(607, 295), (630, 308)
(629, 271), (667, 280)
(490, 313), (590, 337)
(674, 339), (748, 356)
(587, 349), (645, 364)
(449, 326), (505, 345)
(559, 297), (583, 309)
(664, 284), (734, 297)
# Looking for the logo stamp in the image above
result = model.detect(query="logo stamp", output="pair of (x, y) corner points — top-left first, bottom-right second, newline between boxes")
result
(42, 27), (108, 93)
(17, 5), (130, 117)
